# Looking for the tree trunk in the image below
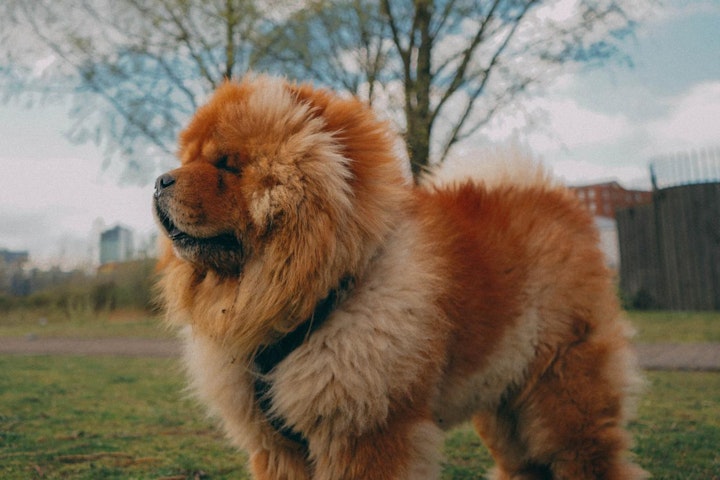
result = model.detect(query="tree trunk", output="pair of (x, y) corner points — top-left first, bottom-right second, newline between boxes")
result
(405, 0), (433, 181)
(224, 0), (236, 79)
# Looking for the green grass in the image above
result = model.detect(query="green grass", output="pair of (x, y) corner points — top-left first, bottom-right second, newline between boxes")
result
(632, 371), (720, 479)
(0, 309), (169, 339)
(2, 308), (719, 345)
(0, 356), (244, 480)
(0, 309), (720, 343)
(0, 356), (717, 479)
(2, 308), (719, 344)
(627, 310), (720, 343)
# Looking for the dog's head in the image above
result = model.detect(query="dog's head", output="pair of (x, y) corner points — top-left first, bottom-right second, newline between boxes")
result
(153, 77), (333, 276)
(154, 76), (408, 344)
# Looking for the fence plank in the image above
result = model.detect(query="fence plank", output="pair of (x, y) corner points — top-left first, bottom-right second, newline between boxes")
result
(618, 182), (720, 310)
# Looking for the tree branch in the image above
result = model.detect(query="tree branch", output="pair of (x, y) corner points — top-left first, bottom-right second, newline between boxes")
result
(431, 0), (503, 124)
(149, 0), (219, 88)
(381, 0), (411, 72)
(429, 0), (458, 41)
(436, 1), (538, 160)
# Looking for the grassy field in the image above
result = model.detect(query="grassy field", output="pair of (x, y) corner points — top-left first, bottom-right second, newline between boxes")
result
(0, 309), (718, 478)
(2, 308), (719, 343)
(0, 356), (718, 479)
(628, 310), (720, 343)
(0, 309), (169, 339)
(0, 356), (244, 480)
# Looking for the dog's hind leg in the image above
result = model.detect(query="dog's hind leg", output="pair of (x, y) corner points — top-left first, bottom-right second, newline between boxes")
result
(485, 340), (645, 479)
(473, 406), (552, 480)
(475, 329), (647, 480)
(525, 338), (647, 479)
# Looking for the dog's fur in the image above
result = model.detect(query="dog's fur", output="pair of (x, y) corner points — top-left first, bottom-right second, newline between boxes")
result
(154, 76), (647, 479)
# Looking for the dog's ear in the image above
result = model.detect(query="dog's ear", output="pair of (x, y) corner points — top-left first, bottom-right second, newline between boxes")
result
(247, 161), (305, 236)
(286, 82), (332, 120)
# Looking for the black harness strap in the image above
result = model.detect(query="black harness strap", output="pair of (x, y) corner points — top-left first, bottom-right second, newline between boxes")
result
(252, 277), (353, 447)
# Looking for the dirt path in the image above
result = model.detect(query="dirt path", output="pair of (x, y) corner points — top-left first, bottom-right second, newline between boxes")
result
(1, 336), (719, 371)
(634, 343), (720, 371)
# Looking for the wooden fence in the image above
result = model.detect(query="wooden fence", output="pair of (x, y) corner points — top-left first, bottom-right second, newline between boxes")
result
(617, 182), (720, 310)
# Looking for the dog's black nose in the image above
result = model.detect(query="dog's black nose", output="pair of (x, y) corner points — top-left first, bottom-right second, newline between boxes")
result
(155, 173), (176, 193)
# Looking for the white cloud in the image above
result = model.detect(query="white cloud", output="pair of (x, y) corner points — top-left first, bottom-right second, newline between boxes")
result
(645, 81), (720, 154)
(533, 98), (632, 152)
(480, 93), (634, 155)
(534, 0), (580, 23)
(471, 77), (719, 190)
(31, 55), (57, 78)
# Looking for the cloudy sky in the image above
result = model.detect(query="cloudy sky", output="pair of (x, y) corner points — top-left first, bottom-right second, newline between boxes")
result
(1, 0), (719, 268)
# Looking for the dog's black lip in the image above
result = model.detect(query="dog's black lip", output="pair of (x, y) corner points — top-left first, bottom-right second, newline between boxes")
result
(154, 200), (179, 239)
(154, 201), (242, 251)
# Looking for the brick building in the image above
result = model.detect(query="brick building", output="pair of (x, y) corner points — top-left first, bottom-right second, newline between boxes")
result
(570, 181), (652, 218)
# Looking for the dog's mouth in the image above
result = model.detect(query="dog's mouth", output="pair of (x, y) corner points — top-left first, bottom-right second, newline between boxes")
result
(154, 201), (244, 274)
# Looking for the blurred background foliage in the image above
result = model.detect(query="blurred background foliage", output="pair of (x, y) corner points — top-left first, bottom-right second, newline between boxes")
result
(0, 259), (158, 315)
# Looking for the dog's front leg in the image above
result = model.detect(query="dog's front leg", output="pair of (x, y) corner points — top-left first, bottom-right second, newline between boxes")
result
(250, 443), (312, 480)
(265, 296), (448, 479)
(308, 415), (444, 480)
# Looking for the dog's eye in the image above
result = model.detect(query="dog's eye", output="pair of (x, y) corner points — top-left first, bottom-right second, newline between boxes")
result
(216, 155), (240, 174)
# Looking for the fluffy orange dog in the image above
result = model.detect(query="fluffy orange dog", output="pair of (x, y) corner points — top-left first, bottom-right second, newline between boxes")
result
(154, 75), (646, 479)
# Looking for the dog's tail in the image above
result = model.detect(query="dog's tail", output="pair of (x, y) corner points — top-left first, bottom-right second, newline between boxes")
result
(421, 145), (556, 191)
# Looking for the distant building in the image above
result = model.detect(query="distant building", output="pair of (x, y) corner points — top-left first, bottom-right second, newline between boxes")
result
(566, 182), (651, 270)
(99, 225), (134, 264)
(0, 249), (29, 266)
(570, 182), (652, 219)
(0, 249), (29, 295)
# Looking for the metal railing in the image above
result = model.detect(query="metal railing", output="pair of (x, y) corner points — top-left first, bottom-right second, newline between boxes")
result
(650, 146), (720, 190)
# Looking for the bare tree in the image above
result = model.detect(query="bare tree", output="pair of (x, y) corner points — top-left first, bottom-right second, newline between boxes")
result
(0, 0), (275, 182)
(255, 0), (391, 106)
(265, 0), (643, 179)
(1, 0), (644, 182)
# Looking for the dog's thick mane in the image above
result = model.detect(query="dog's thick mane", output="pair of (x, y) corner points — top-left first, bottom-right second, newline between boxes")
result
(158, 77), (409, 355)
